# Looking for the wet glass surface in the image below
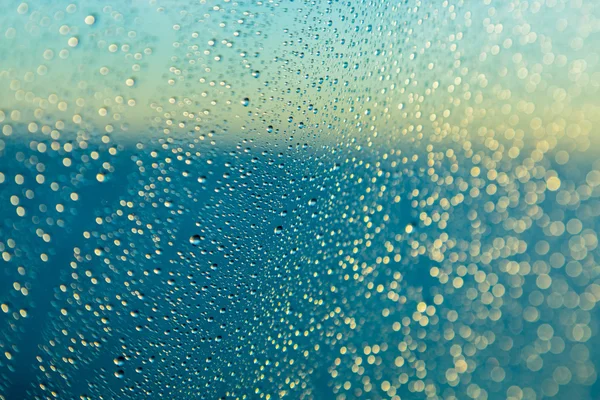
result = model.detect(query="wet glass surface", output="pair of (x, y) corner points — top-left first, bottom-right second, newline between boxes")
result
(1, 1), (600, 399)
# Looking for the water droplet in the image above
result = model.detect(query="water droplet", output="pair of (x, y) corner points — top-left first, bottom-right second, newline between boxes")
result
(189, 235), (201, 245)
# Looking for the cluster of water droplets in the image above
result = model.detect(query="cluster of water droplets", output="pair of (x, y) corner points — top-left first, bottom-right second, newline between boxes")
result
(1, 0), (600, 399)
